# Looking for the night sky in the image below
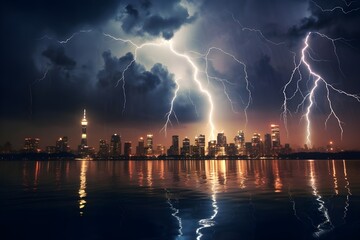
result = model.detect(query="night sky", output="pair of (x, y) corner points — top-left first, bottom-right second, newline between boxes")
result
(1, 0), (360, 150)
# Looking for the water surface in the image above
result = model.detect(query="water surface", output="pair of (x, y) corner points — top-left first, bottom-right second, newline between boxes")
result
(1, 159), (360, 239)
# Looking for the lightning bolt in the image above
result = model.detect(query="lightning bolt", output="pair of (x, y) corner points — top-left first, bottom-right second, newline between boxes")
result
(231, 14), (285, 46)
(38, 29), (253, 140)
(187, 90), (200, 117)
(206, 47), (252, 123)
(311, 0), (360, 14)
(160, 79), (180, 136)
(39, 29), (93, 44)
(103, 33), (218, 139)
(168, 42), (218, 140)
(188, 47), (252, 129)
(282, 32), (360, 147)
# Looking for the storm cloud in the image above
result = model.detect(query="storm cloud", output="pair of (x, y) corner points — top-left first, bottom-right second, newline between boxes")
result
(119, 0), (197, 39)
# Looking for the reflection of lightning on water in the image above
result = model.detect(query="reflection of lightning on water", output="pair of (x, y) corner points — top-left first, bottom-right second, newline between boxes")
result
(165, 189), (183, 238)
(196, 192), (218, 240)
(309, 160), (334, 237)
(288, 188), (303, 223)
(196, 161), (218, 240)
(342, 160), (352, 223)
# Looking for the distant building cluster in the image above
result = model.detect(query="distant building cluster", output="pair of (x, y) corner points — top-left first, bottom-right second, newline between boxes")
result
(0, 109), (343, 157)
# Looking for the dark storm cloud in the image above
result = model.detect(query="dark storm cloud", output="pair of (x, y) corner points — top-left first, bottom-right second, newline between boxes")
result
(250, 55), (284, 109)
(119, 0), (196, 39)
(97, 50), (173, 120)
(42, 46), (76, 70)
(96, 50), (202, 123)
(3, 0), (120, 35)
(1, 0), (122, 119)
(288, 1), (360, 40)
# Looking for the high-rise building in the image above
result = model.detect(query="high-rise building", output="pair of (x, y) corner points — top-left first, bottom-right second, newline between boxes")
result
(226, 143), (237, 156)
(136, 137), (145, 156)
(271, 124), (281, 154)
(217, 132), (227, 147)
(110, 134), (121, 156)
(56, 136), (69, 153)
(251, 133), (261, 157)
(24, 138), (40, 153)
(181, 137), (191, 156)
(208, 140), (217, 157)
(146, 134), (153, 156)
(197, 134), (205, 156)
(264, 133), (272, 156)
(124, 141), (132, 156)
(172, 135), (179, 155)
(98, 139), (109, 157)
(156, 144), (166, 155)
(167, 135), (179, 155)
(234, 130), (245, 155)
(216, 132), (227, 156)
(245, 142), (252, 157)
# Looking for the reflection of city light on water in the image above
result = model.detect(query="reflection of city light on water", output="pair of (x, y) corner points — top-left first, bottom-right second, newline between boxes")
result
(309, 160), (334, 237)
(79, 161), (88, 216)
(331, 160), (339, 195)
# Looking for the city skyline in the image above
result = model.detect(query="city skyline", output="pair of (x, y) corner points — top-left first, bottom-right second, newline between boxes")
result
(1, 0), (360, 150)
(5, 109), (345, 156)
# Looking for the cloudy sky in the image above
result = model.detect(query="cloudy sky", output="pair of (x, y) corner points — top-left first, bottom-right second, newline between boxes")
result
(1, 0), (360, 150)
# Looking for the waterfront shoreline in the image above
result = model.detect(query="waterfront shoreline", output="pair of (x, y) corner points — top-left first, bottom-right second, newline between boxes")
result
(1, 151), (360, 160)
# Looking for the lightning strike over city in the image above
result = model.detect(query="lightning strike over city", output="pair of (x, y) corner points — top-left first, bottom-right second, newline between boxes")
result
(282, 31), (360, 147)
(2, 1), (360, 240)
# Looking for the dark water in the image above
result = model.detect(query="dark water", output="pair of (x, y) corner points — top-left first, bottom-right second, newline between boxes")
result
(1, 160), (360, 240)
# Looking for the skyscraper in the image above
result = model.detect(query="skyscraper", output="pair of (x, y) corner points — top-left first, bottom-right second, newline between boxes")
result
(234, 130), (245, 155)
(146, 134), (153, 156)
(181, 137), (190, 156)
(136, 137), (145, 156)
(251, 133), (261, 157)
(264, 133), (272, 156)
(98, 139), (109, 157)
(23, 138), (40, 153)
(124, 141), (132, 156)
(271, 124), (281, 154)
(110, 134), (121, 156)
(197, 134), (205, 156)
(216, 132), (227, 156)
(208, 140), (217, 157)
(168, 135), (179, 155)
(217, 132), (227, 147)
(56, 136), (69, 153)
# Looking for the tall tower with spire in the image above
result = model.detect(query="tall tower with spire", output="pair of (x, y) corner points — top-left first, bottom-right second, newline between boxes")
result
(78, 109), (88, 155)
(81, 109), (88, 147)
